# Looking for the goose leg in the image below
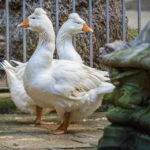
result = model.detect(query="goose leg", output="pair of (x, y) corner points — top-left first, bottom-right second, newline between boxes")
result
(52, 112), (70, 134)
(34, 106), (55, 125)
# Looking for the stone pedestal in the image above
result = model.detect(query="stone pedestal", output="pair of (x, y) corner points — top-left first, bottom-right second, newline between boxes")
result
(97, 21), (150, 150)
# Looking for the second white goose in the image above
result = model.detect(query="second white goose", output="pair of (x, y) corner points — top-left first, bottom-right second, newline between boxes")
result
(56, 13), (93, 63)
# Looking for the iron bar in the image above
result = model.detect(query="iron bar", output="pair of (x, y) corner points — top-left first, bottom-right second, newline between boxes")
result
(106, 0), (109, 43)
(55, 0), (59, 36)
(5, 0), (9, 60)
(137, 0), (141, 34)
(72, 0), (76, 48)
(89, 0), (93, 67)
(39, 0), (43, 8)
(23, 0), (26, 62)
(122, 0), (126, 41)
(72, 0), (75, 13)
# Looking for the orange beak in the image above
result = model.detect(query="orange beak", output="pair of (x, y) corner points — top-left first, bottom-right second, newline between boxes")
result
(82, 23), (93, 32)
(17, 18), (29, 28)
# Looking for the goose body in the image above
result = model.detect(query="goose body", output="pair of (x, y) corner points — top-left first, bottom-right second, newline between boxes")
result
(18, 8), (115, 134)
(25, 59), (113, 121)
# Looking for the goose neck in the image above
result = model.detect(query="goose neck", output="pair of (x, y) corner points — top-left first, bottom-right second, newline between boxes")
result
(38, 29), (55, 47)
(27, 28), (55, 73)
(56, 32), (74, 51)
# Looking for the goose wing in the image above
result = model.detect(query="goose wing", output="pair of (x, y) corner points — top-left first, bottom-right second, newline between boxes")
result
(51, 60), (110, 100)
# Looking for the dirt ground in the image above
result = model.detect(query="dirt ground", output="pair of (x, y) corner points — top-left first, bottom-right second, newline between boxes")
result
(0, 112), (110, 150)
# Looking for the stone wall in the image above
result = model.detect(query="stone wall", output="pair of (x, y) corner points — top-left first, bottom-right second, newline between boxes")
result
(0, 0), (129, 69)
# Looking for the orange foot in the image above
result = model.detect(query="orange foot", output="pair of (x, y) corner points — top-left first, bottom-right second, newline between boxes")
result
(51, 129), (67, 135)
(35, 120), (56, 125)
(50, 112), (70, 134)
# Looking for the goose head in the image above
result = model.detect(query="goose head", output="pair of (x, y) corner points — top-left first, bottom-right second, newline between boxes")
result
(60, 13), (93, 35)
(18, 8), (53, 33)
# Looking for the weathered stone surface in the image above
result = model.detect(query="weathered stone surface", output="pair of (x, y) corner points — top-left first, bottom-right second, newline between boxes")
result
(102, 20), (150, 70)
(102, 68), (150, 131)
(102, 43), (150, 69)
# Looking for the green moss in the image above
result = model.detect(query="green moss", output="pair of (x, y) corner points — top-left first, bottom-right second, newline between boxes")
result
(103, 93), (113, 101)
(0, 96), (16, 114)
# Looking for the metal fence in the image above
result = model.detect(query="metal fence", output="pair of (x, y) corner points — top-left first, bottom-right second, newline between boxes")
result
(0, 0), (142, 89)
(5, 0), (141, 67)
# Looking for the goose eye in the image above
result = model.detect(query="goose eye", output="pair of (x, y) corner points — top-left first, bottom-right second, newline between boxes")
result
(76, 22), (80, 24)
(31, 17), (36, 19)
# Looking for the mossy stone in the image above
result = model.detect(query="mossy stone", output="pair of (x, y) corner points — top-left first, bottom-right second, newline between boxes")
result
(97, 125), (136, 150)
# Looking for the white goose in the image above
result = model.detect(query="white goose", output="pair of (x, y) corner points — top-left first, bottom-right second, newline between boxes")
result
(18, 8), (115, 134)
(1, 60), (53, 125)
(1, 12), (94, 124)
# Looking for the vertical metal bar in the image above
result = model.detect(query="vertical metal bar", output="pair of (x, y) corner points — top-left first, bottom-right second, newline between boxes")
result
(72, 0), (76, 48)
(5, 0), (9, 61)
(23, 0), (26, 62)
(122, 0), (126, 41)
(55, 0), (59, 36)
(55, 0), (59, 58)
(39, 0), (43, 8)
(137, 0), (141, 34)
(106, 0), (109, 43)
(89, 0), (93, 67)
(72, 0), (75, 13)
